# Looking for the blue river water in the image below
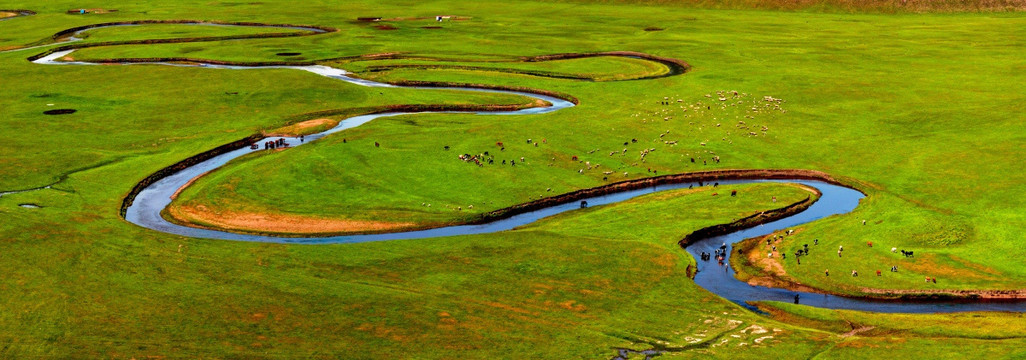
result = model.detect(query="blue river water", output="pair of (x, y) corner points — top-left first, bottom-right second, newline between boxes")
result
(29, 41), (1026, 313)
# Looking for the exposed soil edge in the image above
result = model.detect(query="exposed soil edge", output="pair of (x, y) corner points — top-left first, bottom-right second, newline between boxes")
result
(119, 134), (263, 218)
(25, 20), (338, 61)
(681, 191), (819, 278)
(378, 79), (578, 105)
(350, 51), (689, 82)
(150, 168), (845, 238)
(0, 9), (35, 18)
(731, 233), (834, 294)
(731, 228), (1026, 300)
(362, 64), (596, 81)
(356, 51), (687, 82)
(679, 186), (820, 248)
(120, 102), (549, 220)
(479, 169), (841, 229)
(523, 51), (691, 79)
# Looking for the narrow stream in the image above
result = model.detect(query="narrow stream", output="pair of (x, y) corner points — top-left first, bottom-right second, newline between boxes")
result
(30, 41), (1026, 313)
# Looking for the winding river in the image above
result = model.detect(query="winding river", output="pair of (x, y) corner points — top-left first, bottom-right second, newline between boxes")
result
(24, 24), (1026, 314)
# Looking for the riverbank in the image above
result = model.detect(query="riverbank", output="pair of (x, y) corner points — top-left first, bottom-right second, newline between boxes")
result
(6, 2), (1026, 357)
(733, 234), (1026, 300)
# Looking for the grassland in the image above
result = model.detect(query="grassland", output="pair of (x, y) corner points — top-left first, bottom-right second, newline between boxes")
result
(2, 0), (1026, 358)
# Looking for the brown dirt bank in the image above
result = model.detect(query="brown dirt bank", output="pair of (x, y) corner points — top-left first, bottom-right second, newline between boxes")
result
(166, 206), (415, 235)
(26, 20), (338, 62)
(679, 184), (820, 247)
(350, 51), (688, 82)
(372, 79), (578, 105)
(0, 9), (34, 18)
(679, 189), (820, 278)
(603, 0), (1026, 13)
(361, 64), (596, 81)
(356, 51), (686, 82)
(732, 233), (835, 294)
(859, 288), (1026, 300)
(732, 234), (1026, 300)
(477, 168), (847, 228)
(263, 118), (338, 137)
(119, 100), (553, 222)
(163, 169), (839, 237)
(523, 51), (690, 79)
(119, 134), (263, 218)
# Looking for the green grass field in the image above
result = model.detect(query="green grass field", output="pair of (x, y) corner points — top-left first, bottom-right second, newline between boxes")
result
(2, 0), (1026, 358)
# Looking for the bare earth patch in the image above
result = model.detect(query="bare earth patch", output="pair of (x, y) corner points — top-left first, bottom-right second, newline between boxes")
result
(265, 118), (338, 136)
(167, 205), (415, 234)
(738, 235), (1026, 299)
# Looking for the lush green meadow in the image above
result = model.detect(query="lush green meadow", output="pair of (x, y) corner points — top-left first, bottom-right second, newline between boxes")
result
(2, 0), (1026, 358)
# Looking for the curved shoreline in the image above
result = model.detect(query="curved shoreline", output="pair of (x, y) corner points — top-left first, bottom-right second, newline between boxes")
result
(119, 100), (560, 220)
(161, 169), (838, 238)
(0, 9), (34, 19)
(16, 20), (336, 57)
(26, 22), (1026, 312)
(731, 235), (1026, 300)
(355, 50), (691, 82)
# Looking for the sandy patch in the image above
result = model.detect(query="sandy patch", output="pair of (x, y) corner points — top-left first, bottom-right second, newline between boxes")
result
(746, 239), (787, 277)
(167, 205), (415, 234)
(265, 118), (338, 136)
(0, 11), (17, 18)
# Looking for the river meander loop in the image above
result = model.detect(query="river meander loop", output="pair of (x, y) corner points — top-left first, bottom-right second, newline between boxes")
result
(26, 22), (1026, 313)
